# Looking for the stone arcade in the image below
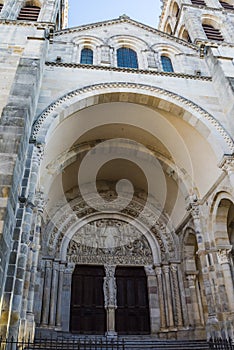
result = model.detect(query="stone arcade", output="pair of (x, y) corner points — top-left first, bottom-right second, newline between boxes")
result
(0, 0), (234, 344)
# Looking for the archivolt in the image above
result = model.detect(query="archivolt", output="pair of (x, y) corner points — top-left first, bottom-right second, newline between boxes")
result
(43, 191), (179, 263)
(31, 82), (234, 154)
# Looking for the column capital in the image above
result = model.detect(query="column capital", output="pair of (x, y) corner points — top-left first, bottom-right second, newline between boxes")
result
(162, 265), (170, 274)
(144, 265), (155, 276)
(45, 259), (53, 268)
(190, 204), (200, 220)
(219, 155), (234, 173)
(154, 266), (162, 276)
(170, 263), (178, 273)
(64, 262), (75, 274)
(186, 273), (197, 282)
(34, 191), (45, 213)
(217, 247), (232, 264)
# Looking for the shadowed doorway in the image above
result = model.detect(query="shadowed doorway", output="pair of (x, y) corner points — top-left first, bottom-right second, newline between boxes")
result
(115, 266), (150, 334)
(70, 265), (106, 334)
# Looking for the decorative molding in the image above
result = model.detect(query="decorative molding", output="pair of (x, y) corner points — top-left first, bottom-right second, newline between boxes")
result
(44, 192), (176, 261)
(45, 61), (212, 81)
(31, 82), (234, 153)
(54, 16), (197, 50)
(0, 20), (54, 29)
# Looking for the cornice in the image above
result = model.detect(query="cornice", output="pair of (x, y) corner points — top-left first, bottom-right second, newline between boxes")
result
(45, 61), (212, 81)
(54, 16), (197, 50)
(0, 19), (54, 29)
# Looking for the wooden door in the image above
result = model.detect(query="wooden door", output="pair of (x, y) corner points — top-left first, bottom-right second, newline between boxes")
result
(115, 266), (150, 334)
(70, 265), (106, 334)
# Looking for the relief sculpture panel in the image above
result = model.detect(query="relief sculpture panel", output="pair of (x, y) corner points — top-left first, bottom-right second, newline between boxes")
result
(67, 219), (153, 265)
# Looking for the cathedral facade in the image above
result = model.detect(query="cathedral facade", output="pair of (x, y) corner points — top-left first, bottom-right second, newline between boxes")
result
(0, 0), (234, 343)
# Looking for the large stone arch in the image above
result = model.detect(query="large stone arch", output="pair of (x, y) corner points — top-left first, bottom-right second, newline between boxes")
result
(32, 82), (233, 154)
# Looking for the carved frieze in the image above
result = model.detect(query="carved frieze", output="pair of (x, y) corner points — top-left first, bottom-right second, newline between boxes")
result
(67, 219), (153, 265)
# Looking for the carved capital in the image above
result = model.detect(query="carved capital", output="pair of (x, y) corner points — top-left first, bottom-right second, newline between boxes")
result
(190, 204), (200, 220)
(35, 191), (45, 213)
(45, 260), (53, 269)
(144, 265), (155, 276)
(219, 155), (234, 174)
(217, 248), (232, 264)
(162, 265), (170, 274)
(154, 266), (162, 276)
(170, 263), (178, 273)
(186, 274), (197, 284)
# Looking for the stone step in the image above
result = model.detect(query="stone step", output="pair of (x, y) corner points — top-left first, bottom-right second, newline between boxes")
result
(31, 339), (210, 350)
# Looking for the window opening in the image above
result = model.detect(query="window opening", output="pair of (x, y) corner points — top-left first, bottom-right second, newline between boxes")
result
(17, 5), (40, 21)
(191, 0), (206, 5)
(80, 48), (93, 65)
(202, 24), (224, 41)
(117, 47), (138, 69)
(219, 1), (234, 9)
(161, 56), (174, 72)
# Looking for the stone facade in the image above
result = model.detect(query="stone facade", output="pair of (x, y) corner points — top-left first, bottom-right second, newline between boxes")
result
(0, 0), (233, 342)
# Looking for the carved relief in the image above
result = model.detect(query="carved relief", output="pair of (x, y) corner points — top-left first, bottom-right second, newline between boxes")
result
(67, 219), (153, 265)
(45, 190), (176, 261)
(103, 265), (117, 308)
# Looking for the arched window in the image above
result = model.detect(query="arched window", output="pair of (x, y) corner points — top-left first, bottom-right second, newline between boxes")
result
(182, 29), (192, 43)
(161, 56), (174, 72)
(80, 48), (93, 65)
(219, 0), (234, 9)
(191, 0), (206, 5)
(165, 23), (173, 35)
(172, 2), (180, 17)
(17, 5), (40, 21)
(0, 4), (3, 13)
(202, 23), (223, 41)
(117, 47), (138, 69)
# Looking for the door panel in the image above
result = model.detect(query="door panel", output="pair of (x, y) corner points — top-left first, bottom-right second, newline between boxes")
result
(115, 266), (150, 335)
(70, 265), (106, 334)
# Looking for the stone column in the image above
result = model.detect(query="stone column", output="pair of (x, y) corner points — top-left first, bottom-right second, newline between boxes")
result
(217, 248), (234, 312)
(171, 264), (183, 327)
(104, 265), (117, 336)
(190, 203), (219, 335)
(61, 263), (74, 332)
(145, 265), (160, 333)
(162, 265), (174, 329)
(155, 266), (166, 330)
(49, 261), (59, 327)
(41, 260), (53, 326)
(56, 263), (65, 329)
(186, 273), (201, 326)
(25, 192), (44, 339)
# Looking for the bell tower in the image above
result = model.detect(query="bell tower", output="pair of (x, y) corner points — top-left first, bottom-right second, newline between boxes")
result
(0, 0), (67, 341)
(0, 0), (68, 29)
(158, 0), (234, 44)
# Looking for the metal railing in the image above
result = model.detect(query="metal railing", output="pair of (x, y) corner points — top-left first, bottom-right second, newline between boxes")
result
(208, 337), (234, 350)
(0, 336), (125, 350)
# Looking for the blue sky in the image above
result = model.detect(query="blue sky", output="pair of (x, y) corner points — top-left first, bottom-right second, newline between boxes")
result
(68, 0), (162, 28)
